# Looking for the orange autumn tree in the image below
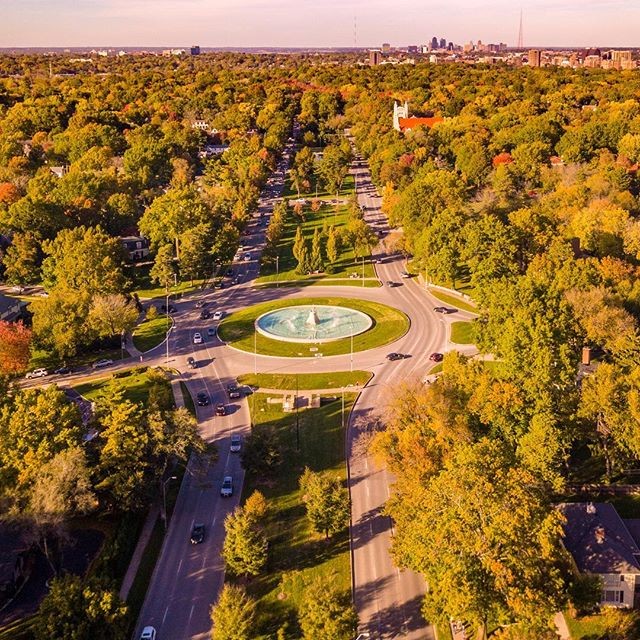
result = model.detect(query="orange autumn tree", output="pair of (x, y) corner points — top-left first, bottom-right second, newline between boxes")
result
(0, 320), (32, 375)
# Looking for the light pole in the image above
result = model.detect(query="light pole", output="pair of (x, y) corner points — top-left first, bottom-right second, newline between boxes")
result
(295, 372), (300, 451)
(361, 255), (365, 287)
(254, 330), (257, 376)
(350, 318), (354, 373)
(161, 475), (177, 531)
(165, 285), (170, 365)
(276, 255), (279, 288)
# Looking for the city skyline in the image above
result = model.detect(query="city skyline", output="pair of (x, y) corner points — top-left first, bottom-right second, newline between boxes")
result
(1, 0), (639, 49)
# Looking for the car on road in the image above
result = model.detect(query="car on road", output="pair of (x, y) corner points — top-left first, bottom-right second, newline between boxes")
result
(92, 359), (113, 369)
(213, 310), (224, 321)
(160, 303), (176, 313)
(227, 384), (241, 399)
(187, 357), (197, 369)
(200, 309), (211, 320)
(386, 281), (399, 287)
(230, 434), (242, 453)
(196, 392), (209, 406)
(195, 300), (205, 308)
(53, 366), (72, 375)
(193, 332), (203, 344)
(207, 327), (216, 337)
(400, 270), (411, 278)
(244, 253), (252, 261)
(25, 368), (49, 379)
(220, 476), (233, 497)
(434, 306), (456, 314)
(190, 523), (205, 545)
(139, 627), (156, 640)
(429, 352), (444, 362)
(386, 352), (409, 361)
(215, 404), (226, 416)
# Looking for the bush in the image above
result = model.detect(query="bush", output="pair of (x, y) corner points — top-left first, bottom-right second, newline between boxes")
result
(146, 305), (158, 320)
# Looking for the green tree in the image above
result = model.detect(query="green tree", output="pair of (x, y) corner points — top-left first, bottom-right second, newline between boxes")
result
(88, 294), (139, 339)
(210, 584), (257, 640)
(317, 143), (351, 195)
(240, 428), (281, 477)
(298, 575), (357, 640)
(310, 227), (324, 272)
(299, 468), (349, 539)
(150, 244), (176, 290)
(35, 575), (128, 640)
(326, 225), (339, 264)
(3, 230), (41, 286)
(222, 505), (268, 577)
(179, 223), (212, 283)
(292, 225), (305, 262)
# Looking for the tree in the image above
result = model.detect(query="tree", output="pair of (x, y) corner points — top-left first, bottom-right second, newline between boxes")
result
(292, 225), (305, 262)
(149, 244), (175, 290)
(88, 294), (138, 339)
(240, 428), (281, 477)
(298, 575), (357, 640)
(326, 226), (339, 264)
(299, 468), (349, 539)
(296, 243), (310, 275)
(210, 585), (257, 640)
(0, 320), (32, 375)
(179, 223), (212, 283)
(222, 505), (268, 577)
(317, 143), (351, 195)
(3, 230), (41, 286)
(310, 228), (324, 272)
(35, 575), (128, 640)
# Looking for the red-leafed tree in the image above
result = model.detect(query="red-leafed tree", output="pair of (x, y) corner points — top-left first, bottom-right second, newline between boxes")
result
(0, 182), (20, 206)
(0, 320), (32, 375)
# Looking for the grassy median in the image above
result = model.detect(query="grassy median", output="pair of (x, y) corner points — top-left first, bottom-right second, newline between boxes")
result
(218, 297), (408, 358)
(237, 370), (372, 390)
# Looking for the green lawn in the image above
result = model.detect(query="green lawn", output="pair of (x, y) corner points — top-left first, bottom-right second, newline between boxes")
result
(450, 321), (475, 345)
(73, 366), (173, 407)
(132, 315), (171, 353)
(428, 289), (478, 314)
(283, 171), (355, 199)
(29, 344), (125, 372)
(239, 392), (355, 638)
(126, 263), (207, 300)
(237, 371), (372, 390)
(564, 612), (610, 639)
(218, 297), (409, 358)
(256, 202), (376, 284)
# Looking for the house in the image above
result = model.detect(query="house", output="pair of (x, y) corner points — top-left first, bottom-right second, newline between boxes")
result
(0, 528), (34, 607)
(392, 101), (444, 133)
(120, 236), (150, 262)
(0, 293), (26, 322)
(559, 502), (640, 608)
(198, 144), (229, 159)
(49, 165), (69, 178)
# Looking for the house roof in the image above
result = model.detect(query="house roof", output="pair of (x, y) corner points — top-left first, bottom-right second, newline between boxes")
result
(559, 502), (640, 575)
(397, 116), (443, 132)
(0, 293), (22, 318)
(492, 152), (513, 167)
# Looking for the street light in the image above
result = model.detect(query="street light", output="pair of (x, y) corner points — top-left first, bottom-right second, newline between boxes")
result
(161, 475), (177, 531)
(276, 255), (279, 288)
(165, 284), (170, 365)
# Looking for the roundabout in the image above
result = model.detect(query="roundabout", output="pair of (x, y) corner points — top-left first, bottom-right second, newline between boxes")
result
(218, 296), (409, 357)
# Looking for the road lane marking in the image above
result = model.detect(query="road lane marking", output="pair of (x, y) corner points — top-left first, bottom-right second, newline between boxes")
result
(162, 605), (169, 624)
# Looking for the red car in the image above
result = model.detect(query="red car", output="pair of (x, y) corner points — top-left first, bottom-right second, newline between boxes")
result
(429, 352), (444, 362)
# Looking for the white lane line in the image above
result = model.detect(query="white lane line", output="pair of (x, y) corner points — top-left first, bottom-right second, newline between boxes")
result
(162, 605), (169, 624)
(188, 604), (195, 624)
(177, 559), (183, 574)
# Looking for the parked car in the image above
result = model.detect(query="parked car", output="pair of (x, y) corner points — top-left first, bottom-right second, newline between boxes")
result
(386, 352), (408, 361)
(187, 357), (197, 369)
(196, 392), (209, 406)
(193, 332), (203, 344)
(139, 627), (156, 640)
(25, 368), (49, 379)
(220, 476), (233, 497)
(215, 404), (226, 416)
(190, 523), (205, 545)
(429, 352), (444, 362)
(200, 309), (211, 320)
(92, 359), (113, 369)
(230, 434), (242, 453)
(53, 366), (72, 375)
(227, 384), (241, 399)
(207, 327), (216, 337)
(434, 307), (456, 314)
(213, 310), (224, 321)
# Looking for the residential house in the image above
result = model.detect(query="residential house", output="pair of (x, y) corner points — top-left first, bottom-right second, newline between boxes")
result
(120, 236), (150, 262)
(559, 502), (640, 608)
(0, 293), (26, 322)
(0, 528), (34, 607)
(49, 165), (69, 178)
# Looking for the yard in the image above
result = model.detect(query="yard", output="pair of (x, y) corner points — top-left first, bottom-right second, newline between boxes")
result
(238, 392), (356, 638)
(132, 315), (171, 353)
(450, 321), (475, 345)
(125, 262), (207, 300)
(237, 371), (372, 390)
(428, 288), (478, 314)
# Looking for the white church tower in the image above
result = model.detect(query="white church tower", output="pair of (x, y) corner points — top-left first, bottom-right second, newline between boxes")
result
(393, 100), (409, 131)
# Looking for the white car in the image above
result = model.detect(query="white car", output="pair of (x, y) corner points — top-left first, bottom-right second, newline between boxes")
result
(243, 254), (252, 262)
(92, 359), (113, 369)
(220, 476), (233, 497)
(193, 332), (203, 344)
(25, 368), (48, 379)
(139, 627), (156, 640)
(213, 310), (224, 321)
(230, 435), (242, 453)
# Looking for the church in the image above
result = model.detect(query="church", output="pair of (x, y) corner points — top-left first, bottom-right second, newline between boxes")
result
(393, 101), (444, 133)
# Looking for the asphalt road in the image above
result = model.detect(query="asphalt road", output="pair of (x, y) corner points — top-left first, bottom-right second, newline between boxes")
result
(31, 142), (476, 640)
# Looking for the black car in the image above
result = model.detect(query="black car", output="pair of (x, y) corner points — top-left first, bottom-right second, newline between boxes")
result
(200, 309), (211, 320)
(196, 392), (209, 406)
(190, 523), (205, 544)
(160, 303), (177, 313)
(215, 404), (226, 416)
(53, 366), (72, 375)
(434, 307), (456, 314)
(386, 352), (408, 361)
(187, 357), (197, 369)
(386, 281), (398, 287)
(227, 384), (241, 399)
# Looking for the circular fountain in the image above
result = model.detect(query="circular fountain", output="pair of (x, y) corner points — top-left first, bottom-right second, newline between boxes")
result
(255, 304), (373, 343)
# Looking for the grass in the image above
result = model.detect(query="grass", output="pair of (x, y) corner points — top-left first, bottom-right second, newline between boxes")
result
(283, 171), (355, 199)
(29, 344), (125, 372)
(428, 288), (478, 314)
(564, 612), (610, 639)
(132, 315), (171, 353)
(218, 297), (409, 358)
(429, 363), (444, 375)
(256, 202), (377, 284)
(73, 366), (173, 407)
(237, 371), (372, 390)
(450, 321), (475, 345)
(240, 392), (355, 638)
(126, 263), (206, 300)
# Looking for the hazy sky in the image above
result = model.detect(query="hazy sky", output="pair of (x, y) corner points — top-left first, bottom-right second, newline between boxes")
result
(2, 0), (638, 48)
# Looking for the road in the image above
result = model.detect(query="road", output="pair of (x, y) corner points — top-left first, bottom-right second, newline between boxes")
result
(33, 142), (475, 639)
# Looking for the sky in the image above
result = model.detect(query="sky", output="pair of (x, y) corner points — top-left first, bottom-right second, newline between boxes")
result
(1, 0), (638, 48)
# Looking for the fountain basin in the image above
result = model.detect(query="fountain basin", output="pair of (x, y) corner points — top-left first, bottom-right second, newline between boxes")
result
(255, 305), (373, 343)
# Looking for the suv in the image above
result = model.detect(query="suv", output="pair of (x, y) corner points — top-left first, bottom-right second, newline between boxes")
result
(227, 384), (241, 399)
(200, 309), (211, 320)
(139, 627), (156, 640)
(429, 352), (444, 362)
(196, 392), (209, 406)
(190, 523), (205, 544)
(187, 357), (197, 369)
(25, 368), (48, 379)
(230, 434), (242, 453)
(220, 476), (233, 497)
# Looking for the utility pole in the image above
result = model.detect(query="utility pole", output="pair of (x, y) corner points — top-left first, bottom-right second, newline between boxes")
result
(276, 255), (279, 288)
(254, 330), (257, 376)
(295, 373), (300, 451)
(165, 284), (170, 365)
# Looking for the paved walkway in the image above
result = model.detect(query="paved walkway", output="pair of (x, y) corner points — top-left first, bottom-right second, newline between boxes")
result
(554, 612), (571, 640)
(118, 376), (186, 602)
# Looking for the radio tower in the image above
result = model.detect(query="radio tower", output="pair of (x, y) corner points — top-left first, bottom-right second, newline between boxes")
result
(354, 15), (357, 49)
(517, 9), (524, 49)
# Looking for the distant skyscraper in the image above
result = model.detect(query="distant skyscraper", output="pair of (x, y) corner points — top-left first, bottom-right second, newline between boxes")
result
(431, 36), (439, 50)
(448, 42), (454, 51)
(369, 50), (382, 66)
(382, 42), (391, 53)
(190, 45), (200, 56)
(528, 49), (542, 67)
(439, 38), (446, 49)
